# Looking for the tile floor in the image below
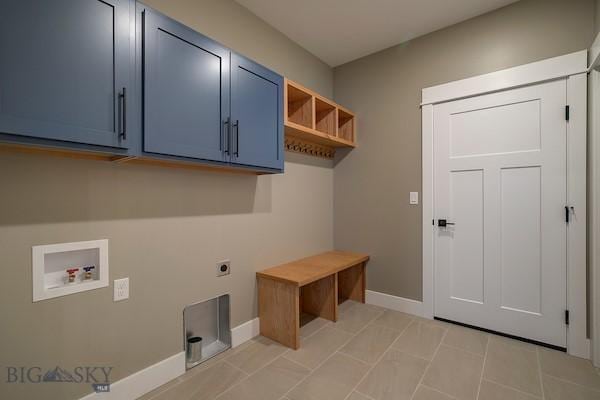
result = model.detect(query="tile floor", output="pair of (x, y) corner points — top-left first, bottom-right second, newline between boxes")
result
(139, 301), (600, 400)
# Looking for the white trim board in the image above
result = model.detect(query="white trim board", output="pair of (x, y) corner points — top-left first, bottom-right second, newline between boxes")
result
(366, 290), (424, 317)
(590, 68), (600, 367)
(422, 51), (589, 359)
(421, 50), (587, 106)
(79, 318), (260, 399)
(80, 352), (185, 400)
(231, 317), (260, 348)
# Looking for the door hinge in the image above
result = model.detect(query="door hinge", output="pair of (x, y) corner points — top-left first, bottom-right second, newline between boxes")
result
(565, 206), (570, 223)
(565, 310), (570, 325)
(565, 105), (570, 121)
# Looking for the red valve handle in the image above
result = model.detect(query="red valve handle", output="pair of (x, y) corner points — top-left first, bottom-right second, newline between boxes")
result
(66, 268), (79, 274)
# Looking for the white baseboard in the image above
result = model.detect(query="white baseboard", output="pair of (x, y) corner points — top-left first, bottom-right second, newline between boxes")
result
(366, 290), (424, 317)
(231, 317), (260, 347)
(79, 318), (260, 399)
(80, 351), (185, 400)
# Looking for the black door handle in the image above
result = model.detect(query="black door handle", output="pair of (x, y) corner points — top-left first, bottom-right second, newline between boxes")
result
(222, 118), (230, 154)
(119, 88), (126, 140)
(233, 119), (239, 157)
(438, 219), (455, 227)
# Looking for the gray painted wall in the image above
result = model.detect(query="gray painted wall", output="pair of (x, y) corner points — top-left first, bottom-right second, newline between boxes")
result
(333, 0), (595, 301)
(0, 1), (333, 399)
(596, 0), (600, 35)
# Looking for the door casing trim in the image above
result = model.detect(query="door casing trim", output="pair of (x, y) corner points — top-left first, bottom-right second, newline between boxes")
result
(422, 50), (589, 359)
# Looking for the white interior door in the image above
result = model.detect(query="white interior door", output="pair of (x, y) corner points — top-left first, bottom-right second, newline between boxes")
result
(433, 79), (567, 347)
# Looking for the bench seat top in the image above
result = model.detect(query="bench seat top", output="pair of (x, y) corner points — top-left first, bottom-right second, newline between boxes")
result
(256, 250), (369, 286)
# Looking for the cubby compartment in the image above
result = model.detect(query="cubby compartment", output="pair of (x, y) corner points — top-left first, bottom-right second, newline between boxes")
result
(32, 239), (109, 302)
(315, 98), (337, 136)
(284, 78), (356, 159)
(287, 84), (313, 129)
(183, 294), (231, 369)
(337, 109), (355, 142)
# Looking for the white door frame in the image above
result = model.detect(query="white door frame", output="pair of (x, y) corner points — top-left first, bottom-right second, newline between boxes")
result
(421, 50), (589, 358)
(589, 33), (600, 367)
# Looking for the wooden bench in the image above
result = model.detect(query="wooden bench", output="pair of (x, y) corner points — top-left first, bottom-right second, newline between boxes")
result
(256, 251), (369, 349)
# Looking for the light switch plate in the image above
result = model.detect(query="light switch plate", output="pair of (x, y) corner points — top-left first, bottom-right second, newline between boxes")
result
(410, 192), (419, 205)
(114, 278), (129, 301)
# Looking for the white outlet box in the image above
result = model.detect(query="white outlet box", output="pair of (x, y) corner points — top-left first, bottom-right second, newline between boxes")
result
(32, 239), (109, 302)
(114, 278), (129, 301)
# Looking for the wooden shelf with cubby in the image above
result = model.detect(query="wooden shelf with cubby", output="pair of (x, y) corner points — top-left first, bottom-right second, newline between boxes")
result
(284, 79), (356, 159)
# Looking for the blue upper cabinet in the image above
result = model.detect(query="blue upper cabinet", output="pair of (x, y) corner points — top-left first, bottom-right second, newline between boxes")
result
(141, 6), (230, 162)
(230, 54), (284, 171)
(0, 0), (134, 149)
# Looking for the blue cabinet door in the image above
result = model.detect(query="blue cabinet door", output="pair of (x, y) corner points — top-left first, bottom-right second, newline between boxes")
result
(142, 7), (229, 162)
(0, 0), (133, 149)
(230, 54), (284, 171)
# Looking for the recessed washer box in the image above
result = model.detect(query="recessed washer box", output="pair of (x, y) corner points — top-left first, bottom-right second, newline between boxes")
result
(184, 294), (231, 369)
(32, 239), (109, 302)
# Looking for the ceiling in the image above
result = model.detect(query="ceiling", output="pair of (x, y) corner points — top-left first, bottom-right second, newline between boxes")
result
(235, 0), (520, 67)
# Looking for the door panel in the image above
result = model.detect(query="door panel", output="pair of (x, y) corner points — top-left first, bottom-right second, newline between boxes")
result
(500, 166), (542, 314)
(434, 79), (567, 347)
(0, 0), (132, 148)
(450, 100), (541, 157)
(230, 53), (283, 170)
(143, 9), (229, 161)
(449, 169), (484, 304)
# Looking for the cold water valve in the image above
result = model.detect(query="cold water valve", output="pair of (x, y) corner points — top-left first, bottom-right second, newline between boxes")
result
(83, 266), (95, 280)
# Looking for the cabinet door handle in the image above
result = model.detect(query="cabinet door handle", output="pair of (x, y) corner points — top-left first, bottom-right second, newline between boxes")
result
(119, 88), (127, 140)
(222, 118), (230, 154)
(233, 119), (239, 157)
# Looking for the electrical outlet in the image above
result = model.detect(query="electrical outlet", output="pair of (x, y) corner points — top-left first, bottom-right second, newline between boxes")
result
(114, 278), (129, 301)
(216, 260), (230, 277)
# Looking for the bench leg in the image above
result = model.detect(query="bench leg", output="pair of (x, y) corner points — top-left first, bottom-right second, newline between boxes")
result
(338, 262), (366, 304)
(258, 277), (299, 349)
(301, 274), (338, 322)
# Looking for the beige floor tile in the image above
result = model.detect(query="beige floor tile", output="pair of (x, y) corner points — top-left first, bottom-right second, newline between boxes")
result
(412, 385), (455, 400)
(357, 349), (429, 400)
(442, 325), (488, 356)
(334, 302), (384, 334)
(539, 347), (600, 391)
(153, 361), (246, 400)
(339, 323), (400, 364)
(543, 374), (600, 400)
(225, 336), (287, 374)
(478, 380), (540, 400)
(347, 392), (373, 400)
(371, 310), (413, 332)
(217, 357), (309, 400)
(339, 300), (358, 314)
(488, 335), (537, 352)
(483, 339), (541, 397)
(300, 315), (331, 338)
(422, 345), (483, 400)
(413, 317), (452, 330)
(393, 320), (446, 361)
(288, 353), (369, 400)
(284, 325), (353, 369)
